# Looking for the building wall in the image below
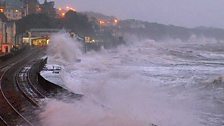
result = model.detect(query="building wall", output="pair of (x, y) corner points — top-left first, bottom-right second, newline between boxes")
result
(6, 22), (16, 45)
(0, 19), (16, 53)
(0, 21), (16, 53)
(0, 1), (19, 53)
(0, 19), (6, 50)
(0, 19), (3, 51)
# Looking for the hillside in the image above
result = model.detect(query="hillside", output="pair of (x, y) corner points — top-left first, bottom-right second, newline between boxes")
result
(119, 19), (224, 41)
(83, 12), (224, 41)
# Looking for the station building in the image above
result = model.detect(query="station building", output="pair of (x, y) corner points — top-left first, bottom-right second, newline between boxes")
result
(22, 28), (61, 47)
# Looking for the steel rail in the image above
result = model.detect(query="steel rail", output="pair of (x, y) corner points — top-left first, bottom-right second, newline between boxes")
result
(0, 116), (7, 126)
(15, 70), (39, 107)
(15, 62), (46, 107)
(0, 49), (42, 126)
(0, 66), (34, 126)
(27, 63), (46, 98)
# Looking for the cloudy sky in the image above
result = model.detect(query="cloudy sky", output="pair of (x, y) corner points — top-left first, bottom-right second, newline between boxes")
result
(46, 0), (224, 28)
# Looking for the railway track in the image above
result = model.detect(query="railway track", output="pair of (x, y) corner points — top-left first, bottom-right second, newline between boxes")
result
(0, 64), (34, 126)
(0, 48), (45, 125)
(0, 115), (7, 126)
(16, 62), (46, 107)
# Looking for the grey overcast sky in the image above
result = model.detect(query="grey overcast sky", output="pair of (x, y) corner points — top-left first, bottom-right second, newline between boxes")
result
(47, 0), (224, 28)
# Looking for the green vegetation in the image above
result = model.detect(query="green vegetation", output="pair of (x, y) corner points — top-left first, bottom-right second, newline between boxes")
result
(16, 14), (62, 34)
(16, 11), (125, 50)
(63, 10), (95, 36)
(16, 11), (96, 37)
(120, 19), (224, 41)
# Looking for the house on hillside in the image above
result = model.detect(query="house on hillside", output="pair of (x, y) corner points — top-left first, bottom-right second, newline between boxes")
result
(25, 0), (39, 15)
(3, 0), (27, 20)
(39, 0), (56, 17)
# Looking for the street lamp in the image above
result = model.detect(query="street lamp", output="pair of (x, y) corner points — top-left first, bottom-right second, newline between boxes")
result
(61, 12), (65, 17)
(114, 19), (118, 23)
(66, 6), (70, 10)
(113, 19), (119, 25)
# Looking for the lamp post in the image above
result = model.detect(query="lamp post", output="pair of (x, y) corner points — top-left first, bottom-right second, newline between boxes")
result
(27, 31), (31, 46)
(99, 20), (106, 32)
(114, 19), (118, 25)
(113, 19), (119, 37)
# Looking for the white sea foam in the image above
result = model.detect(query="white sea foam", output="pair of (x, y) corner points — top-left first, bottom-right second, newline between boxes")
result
(39, 33), (224, 126)
(47, 32), (83, 65)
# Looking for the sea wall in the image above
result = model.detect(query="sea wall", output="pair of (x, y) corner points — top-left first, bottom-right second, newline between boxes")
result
(36, 57), (82, 98)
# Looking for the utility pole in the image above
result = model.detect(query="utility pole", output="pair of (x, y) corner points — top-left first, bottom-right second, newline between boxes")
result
(28, 31), (31, 46)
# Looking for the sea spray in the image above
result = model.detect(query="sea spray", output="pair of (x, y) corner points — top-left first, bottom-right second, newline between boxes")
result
(39, 32), (224, 126)
(47, 32), (83, 65)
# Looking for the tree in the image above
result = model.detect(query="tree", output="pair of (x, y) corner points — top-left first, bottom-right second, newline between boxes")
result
(63, 10), (95, 36)
(16, 14), (62, 34)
